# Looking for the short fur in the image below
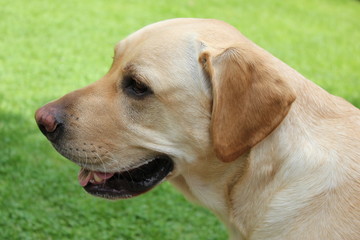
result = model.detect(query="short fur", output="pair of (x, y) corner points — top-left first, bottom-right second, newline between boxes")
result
(36, 19), (360, 239)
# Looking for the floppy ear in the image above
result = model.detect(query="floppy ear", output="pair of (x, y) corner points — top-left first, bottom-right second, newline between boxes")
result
(200, 46), (296, 162)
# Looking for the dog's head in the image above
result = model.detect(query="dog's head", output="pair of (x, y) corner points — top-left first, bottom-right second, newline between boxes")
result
(35, 18), (295, 199)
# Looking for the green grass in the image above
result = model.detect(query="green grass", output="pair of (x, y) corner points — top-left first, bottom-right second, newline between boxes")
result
(1, 0), (359, 239)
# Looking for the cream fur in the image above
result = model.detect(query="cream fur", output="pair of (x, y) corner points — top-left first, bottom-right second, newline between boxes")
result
(37, 19), (360, 239)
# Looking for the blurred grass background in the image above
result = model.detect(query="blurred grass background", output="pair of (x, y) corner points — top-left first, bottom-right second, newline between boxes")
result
(0, 0), (359, 239)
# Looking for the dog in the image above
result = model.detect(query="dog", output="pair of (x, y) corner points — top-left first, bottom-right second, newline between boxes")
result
(35, 18), (360, 239)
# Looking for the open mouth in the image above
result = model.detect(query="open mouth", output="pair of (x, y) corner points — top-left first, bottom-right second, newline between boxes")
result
(78, 156), (174, 199)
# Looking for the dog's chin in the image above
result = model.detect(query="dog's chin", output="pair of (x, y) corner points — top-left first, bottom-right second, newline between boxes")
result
(80, 156), (174, 200)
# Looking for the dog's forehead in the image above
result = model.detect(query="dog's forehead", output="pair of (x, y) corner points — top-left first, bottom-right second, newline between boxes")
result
(114, 18), (243, 58)
(115, 21), (196, 58)
(112, 20), (208, 79)
(110, 19), (247, 92)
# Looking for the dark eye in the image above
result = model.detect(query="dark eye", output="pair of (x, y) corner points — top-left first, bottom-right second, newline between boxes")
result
(123, 76), (152, 98)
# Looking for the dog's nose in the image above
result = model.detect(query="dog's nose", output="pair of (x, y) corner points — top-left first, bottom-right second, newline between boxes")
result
(35, 105), (63, 142)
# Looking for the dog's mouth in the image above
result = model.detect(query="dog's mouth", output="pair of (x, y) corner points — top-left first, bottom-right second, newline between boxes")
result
(78, 156), (174, 199)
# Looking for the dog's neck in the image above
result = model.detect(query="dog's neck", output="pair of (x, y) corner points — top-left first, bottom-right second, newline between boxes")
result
(169, 151), (248, 214)
(170, 74), (360, 239)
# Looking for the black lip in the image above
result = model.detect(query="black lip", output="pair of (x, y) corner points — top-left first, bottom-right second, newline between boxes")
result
(83, 156), (174, 199)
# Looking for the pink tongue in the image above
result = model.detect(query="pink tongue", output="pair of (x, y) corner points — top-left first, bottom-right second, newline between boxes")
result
(78, 168), (92, 187)
(78, 168), (115, 187)
(93, 171), (114, 180)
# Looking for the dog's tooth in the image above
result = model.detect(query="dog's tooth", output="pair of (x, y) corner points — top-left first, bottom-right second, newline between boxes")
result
(93, 173), (103, 183)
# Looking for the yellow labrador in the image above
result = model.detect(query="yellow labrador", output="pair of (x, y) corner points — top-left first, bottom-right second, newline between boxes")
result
(35, 19), (360, 239)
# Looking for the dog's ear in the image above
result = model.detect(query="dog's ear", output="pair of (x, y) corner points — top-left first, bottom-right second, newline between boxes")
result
(200, 46), (296, 162)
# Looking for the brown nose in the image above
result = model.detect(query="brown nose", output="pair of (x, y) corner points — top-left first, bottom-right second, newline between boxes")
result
(35, 104), (63, 142)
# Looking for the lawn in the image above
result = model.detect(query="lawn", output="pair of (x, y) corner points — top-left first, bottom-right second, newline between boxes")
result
(0, 0), (359, 239)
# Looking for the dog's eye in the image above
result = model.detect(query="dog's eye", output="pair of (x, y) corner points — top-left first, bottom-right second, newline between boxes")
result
(123, 76), (152, 98)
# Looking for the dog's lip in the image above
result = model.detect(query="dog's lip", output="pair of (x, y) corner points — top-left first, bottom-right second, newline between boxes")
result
(80, 156), (174, 199)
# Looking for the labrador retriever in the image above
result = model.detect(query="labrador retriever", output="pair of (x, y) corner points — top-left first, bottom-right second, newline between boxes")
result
(35, 18), (360, 239)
